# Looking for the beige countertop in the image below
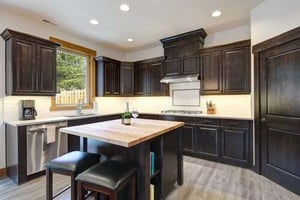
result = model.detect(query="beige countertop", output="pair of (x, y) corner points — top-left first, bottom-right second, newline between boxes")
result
(143, 112), (254, 120)
(59, 118), (184, 147)
(4, 113), (120, 127)
(4, 111), (252, 127)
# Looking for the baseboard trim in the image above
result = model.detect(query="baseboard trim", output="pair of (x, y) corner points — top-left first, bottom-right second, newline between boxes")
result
(0, 168), (7, 177)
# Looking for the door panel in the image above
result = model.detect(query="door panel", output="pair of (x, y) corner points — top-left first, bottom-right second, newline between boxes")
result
(265, 128), (300, 177)
(267, 49), (300, 117)
(259, 38), (300, 195)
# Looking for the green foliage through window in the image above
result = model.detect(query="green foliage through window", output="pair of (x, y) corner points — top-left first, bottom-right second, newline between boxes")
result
(56, 50), (87, 93)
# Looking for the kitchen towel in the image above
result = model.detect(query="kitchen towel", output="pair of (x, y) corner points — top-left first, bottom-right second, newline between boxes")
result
(46, 125), (56, 144)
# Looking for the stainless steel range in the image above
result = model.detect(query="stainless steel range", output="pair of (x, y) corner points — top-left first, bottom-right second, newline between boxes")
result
(161, 110), (203, 115)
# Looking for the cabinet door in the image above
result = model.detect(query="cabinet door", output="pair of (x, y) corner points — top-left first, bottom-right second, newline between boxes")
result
(223, 46), (250, 94)
(221, 127), (249, 166)
(113, 63), (120, 95)
(134, 64), (148, 95)
(149, 62), (165, 95)
(11, 39), (37, 94)
(165, 58), (180, 76)
(37, 44), (56, 95)
(120, 63), (133, 96)
(195, 125), (220, 158)
(103, 62), (114, 95)
(182, 55), (199, 75)
(200, 51), (222, 94)
(182, 124), (195, 153)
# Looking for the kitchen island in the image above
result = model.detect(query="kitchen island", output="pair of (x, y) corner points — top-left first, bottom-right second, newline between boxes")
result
(60, 118), (184, 200)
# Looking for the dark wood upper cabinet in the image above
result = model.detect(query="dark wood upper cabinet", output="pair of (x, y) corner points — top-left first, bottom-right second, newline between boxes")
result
(200, 51), (222, 94)
(134, 57), (168, 96)
(1, 29), (59, 96)
(134, 63), (148, 95)
(120, 62), (134, 96)
(199, 40), (251, 95)
(95, 56), (120, 96)
(165, 58), (180, 76)
(223, 46), (250, 93)
(160, 29), (207, 77)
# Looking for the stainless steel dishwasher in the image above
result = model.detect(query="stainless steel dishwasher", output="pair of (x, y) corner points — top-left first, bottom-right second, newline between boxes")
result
(26, 121), (68, 175)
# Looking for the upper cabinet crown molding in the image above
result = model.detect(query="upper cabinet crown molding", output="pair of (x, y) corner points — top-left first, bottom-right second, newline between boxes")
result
(1, 29), (60, 48)
(160, 28), (207, 49)
(160, 28), (207, 77)
(1, 28), (60, 96)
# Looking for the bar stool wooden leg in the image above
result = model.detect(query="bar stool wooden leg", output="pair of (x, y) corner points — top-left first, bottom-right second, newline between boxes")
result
(46, 168), (53, 200)
(77, 181), (84, 200)
(70, 174), (77, 200)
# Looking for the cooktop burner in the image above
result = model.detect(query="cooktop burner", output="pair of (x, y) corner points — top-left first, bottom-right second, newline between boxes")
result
(161, 110), (203, 115)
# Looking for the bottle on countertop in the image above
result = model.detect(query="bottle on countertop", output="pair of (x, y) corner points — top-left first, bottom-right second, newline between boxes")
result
(122, 102), (131, 125)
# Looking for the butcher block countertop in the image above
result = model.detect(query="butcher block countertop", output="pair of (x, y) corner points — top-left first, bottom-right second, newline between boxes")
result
(59, 118), (184, 147)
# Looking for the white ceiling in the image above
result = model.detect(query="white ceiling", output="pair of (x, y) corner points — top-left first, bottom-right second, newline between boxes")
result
(0, 0), (263, 52)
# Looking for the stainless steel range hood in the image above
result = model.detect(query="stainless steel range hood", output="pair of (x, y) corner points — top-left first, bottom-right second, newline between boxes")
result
(160, 74), (200, 84)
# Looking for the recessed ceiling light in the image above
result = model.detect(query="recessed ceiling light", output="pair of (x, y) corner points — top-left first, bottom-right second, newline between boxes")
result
(127, 38), (134, 42)
(120, 4), (130, 12)
(212, 10), (222, 17)
(89, 19), (99, 25)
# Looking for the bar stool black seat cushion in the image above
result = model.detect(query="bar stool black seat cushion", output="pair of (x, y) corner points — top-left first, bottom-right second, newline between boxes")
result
(46, 151), (100, 175)
(76, 160), (137, 190)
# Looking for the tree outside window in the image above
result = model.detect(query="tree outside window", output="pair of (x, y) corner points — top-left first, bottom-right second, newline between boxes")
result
(49, 37), (96, 111)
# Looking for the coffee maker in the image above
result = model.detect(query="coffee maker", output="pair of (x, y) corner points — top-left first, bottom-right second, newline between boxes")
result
(19, 100), (38, 120)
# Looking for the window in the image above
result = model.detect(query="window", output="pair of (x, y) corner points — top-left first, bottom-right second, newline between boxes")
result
(49, 37), (96, 111)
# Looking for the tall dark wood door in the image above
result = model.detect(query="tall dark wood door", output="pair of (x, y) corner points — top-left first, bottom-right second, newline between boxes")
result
(258, 39), (300, 195)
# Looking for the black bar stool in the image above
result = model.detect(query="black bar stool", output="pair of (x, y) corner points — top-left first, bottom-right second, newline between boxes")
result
(46, 151), (101, 200)
(76, 160), (138, 200)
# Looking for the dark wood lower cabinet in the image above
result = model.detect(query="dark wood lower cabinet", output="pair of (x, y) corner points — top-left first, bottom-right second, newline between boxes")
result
(221, 127), (249, 167)
(182, 124), (195, 153)
(195, 125), (220, 159)
(155, 114), (252, 168)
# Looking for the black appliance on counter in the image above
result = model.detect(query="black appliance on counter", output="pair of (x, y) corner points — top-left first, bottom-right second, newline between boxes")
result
(19, 100), (37, 120)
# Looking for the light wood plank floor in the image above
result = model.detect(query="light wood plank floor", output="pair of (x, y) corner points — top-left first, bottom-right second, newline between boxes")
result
(0, 156), (299, 200)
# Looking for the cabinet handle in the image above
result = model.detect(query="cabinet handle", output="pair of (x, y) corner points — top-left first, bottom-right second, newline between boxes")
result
(228, 122), (239, 125)
(260, 118), (267, 123)
(201, 120), (212, 123)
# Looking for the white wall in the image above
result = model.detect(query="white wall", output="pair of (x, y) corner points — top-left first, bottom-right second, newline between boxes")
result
(204, 24), (250, 47)
(126, 45), (164, 62)
(251, 0), (300, 45)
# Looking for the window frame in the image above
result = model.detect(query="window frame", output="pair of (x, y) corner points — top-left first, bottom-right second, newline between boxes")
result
(49, 37), (96, 111)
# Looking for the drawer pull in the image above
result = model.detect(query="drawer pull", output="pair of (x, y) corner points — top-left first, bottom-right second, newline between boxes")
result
(201, 120), (213, 123)
(229, 122), (239, 125)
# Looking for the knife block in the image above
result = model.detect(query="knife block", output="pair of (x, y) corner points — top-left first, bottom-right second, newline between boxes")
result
(207, 105), (216, 114)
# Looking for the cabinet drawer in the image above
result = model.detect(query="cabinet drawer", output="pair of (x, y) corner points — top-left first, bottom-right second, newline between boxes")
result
(160, 115), (195, 124)
(197, 118), (220, 126)
(221, 119), (249, 128)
